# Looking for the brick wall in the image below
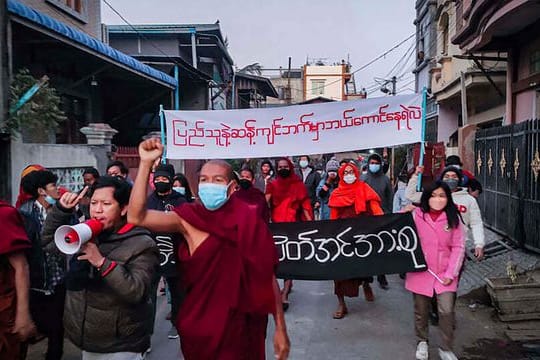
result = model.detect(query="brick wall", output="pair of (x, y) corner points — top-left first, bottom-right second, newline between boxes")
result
(20, 0), (101, 38)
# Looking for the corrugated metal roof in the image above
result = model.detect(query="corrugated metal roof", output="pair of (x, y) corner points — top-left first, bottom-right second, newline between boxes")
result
(7, 0), (177, 88)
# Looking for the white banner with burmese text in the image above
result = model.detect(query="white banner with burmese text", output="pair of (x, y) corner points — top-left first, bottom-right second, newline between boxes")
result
(164, 93), (423, 159)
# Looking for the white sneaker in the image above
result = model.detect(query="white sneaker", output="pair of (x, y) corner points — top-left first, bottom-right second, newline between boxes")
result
(167, 326), (179, 339)
(438, 348), (458, 360)
(416, 341), (429, 360)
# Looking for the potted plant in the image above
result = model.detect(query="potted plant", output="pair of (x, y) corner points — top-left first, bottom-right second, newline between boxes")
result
(485, 261), (540, 321)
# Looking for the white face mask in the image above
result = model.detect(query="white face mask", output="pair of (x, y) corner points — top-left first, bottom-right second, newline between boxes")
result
(343, 174), (356, 184)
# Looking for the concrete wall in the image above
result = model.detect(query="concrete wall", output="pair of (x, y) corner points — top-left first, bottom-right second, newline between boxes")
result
(515, 91), (535, 123)
(437, 103), (458, 144)
(109, 37), (180, 57)
(267, 76), (304, 105)
(458, 124), (477, 174)
(513, 35), (540, 123)
(10, 139), (110, 203)
(468, 104), (505, 125)
(20, 0), (101, 38)
(304, 65), (344, 101)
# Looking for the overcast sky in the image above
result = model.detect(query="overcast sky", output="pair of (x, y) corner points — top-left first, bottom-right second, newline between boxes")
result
(102, 0), (417, 94)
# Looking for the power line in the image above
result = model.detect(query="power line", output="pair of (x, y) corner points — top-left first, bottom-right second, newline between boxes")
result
(306, 32), (416, 94)
(385, 38), (415, 78)
(101, 0), (208, 82)
(368, 11), (460, 95)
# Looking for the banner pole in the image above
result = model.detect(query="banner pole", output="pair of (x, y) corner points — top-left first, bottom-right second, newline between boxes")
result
(417, 87), (427, 192)
(159, 104), (166, 164)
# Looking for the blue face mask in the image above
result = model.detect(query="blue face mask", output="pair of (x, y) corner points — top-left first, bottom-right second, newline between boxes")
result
(369, 164), (381, 173)
(173, 187), (186, 196)
(198, 182), (231, 211)
(44, 195), (57, 205)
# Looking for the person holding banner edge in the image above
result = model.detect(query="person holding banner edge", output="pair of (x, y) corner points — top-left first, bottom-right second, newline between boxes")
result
(328, 162), (384, 319)
(266, 157), (314, 311)
(128, 138), (290, 360)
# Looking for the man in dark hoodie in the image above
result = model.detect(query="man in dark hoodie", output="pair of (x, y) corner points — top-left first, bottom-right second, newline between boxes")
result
(360, 153), (394, 290)
(147, 164), (187, 340)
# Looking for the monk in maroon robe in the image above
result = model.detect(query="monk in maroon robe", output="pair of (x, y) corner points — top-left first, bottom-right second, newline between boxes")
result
(233, 168), (270, 223)
(128, 138), (290, 360)
(0, 201), (36, 359)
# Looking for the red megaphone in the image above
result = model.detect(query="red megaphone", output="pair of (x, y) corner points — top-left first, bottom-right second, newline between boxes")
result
(54, 219), (103, 254)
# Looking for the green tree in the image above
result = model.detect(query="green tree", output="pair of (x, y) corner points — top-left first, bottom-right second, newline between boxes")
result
(2, 68), (66, 137)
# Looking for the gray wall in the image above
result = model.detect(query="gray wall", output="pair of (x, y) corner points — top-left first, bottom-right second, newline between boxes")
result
(10, 139), (111, 203)
(108, 37), (180, 57)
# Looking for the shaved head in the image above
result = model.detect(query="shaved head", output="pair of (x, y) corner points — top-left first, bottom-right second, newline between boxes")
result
(201, 160), (234, 182)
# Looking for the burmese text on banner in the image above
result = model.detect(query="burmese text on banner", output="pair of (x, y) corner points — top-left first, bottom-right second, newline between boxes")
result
(164, 93), (423, 159)
(270, 213), (427, 280)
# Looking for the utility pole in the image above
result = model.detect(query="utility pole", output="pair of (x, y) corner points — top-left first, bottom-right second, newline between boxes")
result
(1, 0), (7, 124)
(380, 76), (397, 96)
(286, 56), (292, 104)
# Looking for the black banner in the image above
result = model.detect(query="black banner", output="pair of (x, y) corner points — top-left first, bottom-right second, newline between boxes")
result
(270, 213), (427, 280)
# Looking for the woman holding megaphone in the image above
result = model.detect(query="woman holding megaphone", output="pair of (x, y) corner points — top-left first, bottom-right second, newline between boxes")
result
(42, 176), (159, 359)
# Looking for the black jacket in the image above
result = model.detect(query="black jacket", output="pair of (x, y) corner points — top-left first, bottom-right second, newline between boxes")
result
(146, 191), (186, 277)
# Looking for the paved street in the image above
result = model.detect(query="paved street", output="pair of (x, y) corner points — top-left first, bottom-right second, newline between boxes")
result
(28, 272), (533, 360)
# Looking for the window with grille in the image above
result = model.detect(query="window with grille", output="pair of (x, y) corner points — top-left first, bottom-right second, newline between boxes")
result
(47, 0), (88, 22)
(311, 80), (325, 95)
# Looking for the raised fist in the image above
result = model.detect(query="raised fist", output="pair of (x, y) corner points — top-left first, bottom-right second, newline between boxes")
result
(139, 138), (164, 164)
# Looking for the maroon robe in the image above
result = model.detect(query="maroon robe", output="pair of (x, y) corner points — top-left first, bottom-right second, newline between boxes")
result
(0, 201), (31, 359)
(232, 187), (270, 223)
(174, 196), (278, 360)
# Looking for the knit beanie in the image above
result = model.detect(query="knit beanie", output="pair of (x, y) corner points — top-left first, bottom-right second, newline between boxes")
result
(325, 158), (340, 172)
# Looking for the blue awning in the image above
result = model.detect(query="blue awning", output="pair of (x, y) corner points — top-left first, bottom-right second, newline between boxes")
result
(7, 0), (177, 88)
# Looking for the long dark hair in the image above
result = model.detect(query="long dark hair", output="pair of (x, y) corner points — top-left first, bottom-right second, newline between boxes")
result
(173, 173), (194, 202)
(419, 180), (460, 229)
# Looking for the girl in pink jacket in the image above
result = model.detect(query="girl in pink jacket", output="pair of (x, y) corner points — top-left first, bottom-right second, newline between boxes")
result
(405, 180), (465, 360)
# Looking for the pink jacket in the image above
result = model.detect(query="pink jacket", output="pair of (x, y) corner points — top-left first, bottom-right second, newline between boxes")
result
(405, 207), (465, 297)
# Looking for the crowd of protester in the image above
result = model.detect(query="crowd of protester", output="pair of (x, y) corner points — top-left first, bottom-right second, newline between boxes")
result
(0, 147), (484, 360)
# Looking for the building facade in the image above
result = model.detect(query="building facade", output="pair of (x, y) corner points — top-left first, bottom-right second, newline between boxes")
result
(303, 61), (354, 102)
(4, 0), (176, 202)
(414, 0), (439, 144)
(452, 0), (540, 125)
(108, 23), (234, 111)
(265, 68), (304, 106)
(431, 0), (507, 170)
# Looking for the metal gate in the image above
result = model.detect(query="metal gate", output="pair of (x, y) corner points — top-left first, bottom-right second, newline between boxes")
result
(475, 119), (540, 253)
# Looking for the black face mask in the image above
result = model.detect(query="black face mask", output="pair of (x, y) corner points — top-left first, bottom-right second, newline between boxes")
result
(277, 169), (291, 178)
(154, 181), (172, 194)
(238, 179), (252, 190)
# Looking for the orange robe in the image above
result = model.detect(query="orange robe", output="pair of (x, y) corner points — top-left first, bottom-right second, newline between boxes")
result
(328, 165), (383, 297)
